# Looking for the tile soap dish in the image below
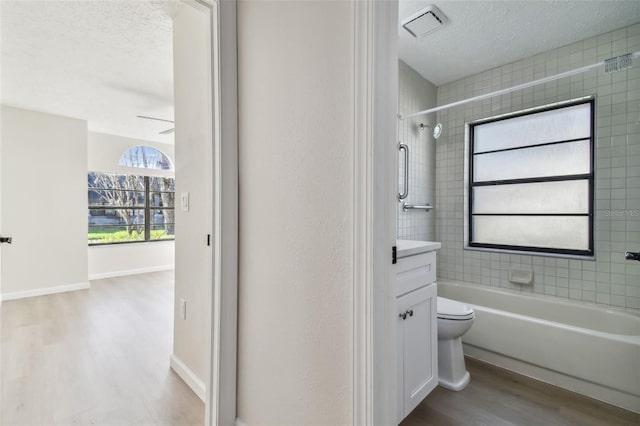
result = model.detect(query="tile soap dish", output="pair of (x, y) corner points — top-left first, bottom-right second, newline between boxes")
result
(509, 267), (533, 285)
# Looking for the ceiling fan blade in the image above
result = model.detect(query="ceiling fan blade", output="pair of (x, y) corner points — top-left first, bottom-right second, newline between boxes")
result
(159, 128), (175, 135)
(137, 115), (175, 124)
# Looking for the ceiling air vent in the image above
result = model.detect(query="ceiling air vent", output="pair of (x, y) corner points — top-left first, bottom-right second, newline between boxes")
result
(402, 5), (448, 38)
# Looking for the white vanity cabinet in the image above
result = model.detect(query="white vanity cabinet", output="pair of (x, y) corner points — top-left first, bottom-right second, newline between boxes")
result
(395, 243), (439, 423)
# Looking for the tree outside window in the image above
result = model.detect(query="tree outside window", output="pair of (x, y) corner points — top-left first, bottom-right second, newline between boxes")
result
(88, 173), (175, 244)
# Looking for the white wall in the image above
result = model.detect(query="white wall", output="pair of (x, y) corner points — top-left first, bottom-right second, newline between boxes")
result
(236, 1), (353, 424)
(0, 106), (88, 299)
(87, 131), (175, 279)
(435, 22), (640, 313)
(88, 242), (174, 280)
(397, 60), (437, 241)
(171, 1), (212, 398)
(0, 106), (3, 293)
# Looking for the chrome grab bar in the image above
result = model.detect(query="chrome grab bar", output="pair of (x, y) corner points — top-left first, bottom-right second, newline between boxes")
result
(402, 203), (433, 212)
(398, 143), (409, 200)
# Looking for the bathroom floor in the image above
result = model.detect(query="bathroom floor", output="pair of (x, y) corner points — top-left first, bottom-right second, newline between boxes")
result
(401, 357), (640, 426)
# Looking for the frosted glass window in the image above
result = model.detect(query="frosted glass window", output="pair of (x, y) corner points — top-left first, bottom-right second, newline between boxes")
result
(474, 103), (591, 153)
(473, 180), (589, 214)
(468, 100), (594, 256)
(472, 216), (590, 251)
(473, 140), (590, 182)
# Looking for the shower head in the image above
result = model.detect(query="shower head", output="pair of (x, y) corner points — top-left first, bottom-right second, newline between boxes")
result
(419, 122), (443, 139)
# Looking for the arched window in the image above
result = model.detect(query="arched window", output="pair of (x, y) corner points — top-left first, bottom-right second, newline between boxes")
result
(118, 146), (173, 171)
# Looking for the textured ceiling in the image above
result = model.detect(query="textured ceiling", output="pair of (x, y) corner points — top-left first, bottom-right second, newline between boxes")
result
(399, 0), (640, 86)
(4, 1), (640, 142)
(1, 0), (179, 144)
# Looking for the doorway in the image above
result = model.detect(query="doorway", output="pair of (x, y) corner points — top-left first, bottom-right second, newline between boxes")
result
(0, 1), (237, 424)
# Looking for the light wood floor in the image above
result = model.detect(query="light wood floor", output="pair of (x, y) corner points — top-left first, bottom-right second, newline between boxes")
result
(6, 276), (639, 426)
(401, 357), (640, 426)
(1, 271), (204, 426)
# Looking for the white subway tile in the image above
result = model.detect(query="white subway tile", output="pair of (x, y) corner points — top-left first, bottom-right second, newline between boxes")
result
(432, 24), (639, 312)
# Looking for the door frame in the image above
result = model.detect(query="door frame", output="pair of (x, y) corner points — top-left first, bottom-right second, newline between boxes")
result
(193, 0), (237, 425)
(352, 1), (398, 425)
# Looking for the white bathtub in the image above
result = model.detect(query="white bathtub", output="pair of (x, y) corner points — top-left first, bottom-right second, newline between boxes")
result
(438, 280), (640, 413)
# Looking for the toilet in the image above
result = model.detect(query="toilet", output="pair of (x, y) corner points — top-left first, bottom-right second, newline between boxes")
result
(437, 296), (475, 391)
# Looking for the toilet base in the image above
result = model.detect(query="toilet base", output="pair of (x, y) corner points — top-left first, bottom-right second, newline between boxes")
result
(438, 370), (470, 391)
(437, 336), (471, 391)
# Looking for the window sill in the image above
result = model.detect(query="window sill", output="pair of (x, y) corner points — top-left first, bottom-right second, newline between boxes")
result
(463, 245), (595, 261)
(88, 239), (175, 247)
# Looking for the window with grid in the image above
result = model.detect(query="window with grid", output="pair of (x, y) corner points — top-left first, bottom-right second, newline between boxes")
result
(468, 100), (594, 256)
(88, 172), (175, 245)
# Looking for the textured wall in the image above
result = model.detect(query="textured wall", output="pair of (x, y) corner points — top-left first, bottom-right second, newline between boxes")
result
(1, 106), (88, 296)
(435, 23), (640, 314)
(172, 2), (212, 388)
(397, 60), (437, 241)
(236, 1), (353, 424)
(87, 242), (174, 280)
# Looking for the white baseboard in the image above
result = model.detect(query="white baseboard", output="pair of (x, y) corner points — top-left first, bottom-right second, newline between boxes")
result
(235, 419), (248, 426)
(170, 354), (206, 402)
(89, 265), (174, 281)
(1, 281), (91, 302)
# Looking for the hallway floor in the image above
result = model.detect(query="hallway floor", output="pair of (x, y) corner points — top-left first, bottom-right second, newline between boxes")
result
(401, 357), (640, 426)
(1, 271), (204, 426)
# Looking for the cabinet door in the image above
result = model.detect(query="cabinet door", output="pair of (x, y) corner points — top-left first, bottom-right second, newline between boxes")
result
(397, 299), (405, 423)
(399, 283), (438, 418)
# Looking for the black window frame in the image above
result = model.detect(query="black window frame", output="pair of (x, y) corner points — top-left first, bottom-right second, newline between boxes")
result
(468, 99), (595, 257)
(88, 173), (175, 246)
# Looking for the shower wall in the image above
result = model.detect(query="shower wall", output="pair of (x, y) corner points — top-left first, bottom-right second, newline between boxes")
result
(398, 60), (437, 241)
(435, 22), (640, 313)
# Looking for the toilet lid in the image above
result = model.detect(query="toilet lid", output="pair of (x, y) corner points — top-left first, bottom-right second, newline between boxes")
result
(437, 297), (474, 320)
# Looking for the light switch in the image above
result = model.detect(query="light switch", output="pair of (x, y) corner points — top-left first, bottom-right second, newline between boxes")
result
(181, 192), (189, 211)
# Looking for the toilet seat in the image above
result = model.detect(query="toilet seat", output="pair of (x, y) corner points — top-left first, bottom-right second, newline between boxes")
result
(437, 297), (474, 321)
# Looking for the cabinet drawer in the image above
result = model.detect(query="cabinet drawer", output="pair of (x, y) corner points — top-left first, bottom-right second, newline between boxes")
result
(396, 251), (436, 297)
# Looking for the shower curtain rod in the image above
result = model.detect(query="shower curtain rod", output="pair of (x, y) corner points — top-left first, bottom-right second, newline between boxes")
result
(399, 51), (640, 121)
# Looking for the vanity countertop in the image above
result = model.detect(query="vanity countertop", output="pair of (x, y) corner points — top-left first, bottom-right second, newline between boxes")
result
(397, 240), (441, 258)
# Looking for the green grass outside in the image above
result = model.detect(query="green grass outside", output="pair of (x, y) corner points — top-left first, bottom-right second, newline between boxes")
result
(88, 227), (174, 243)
